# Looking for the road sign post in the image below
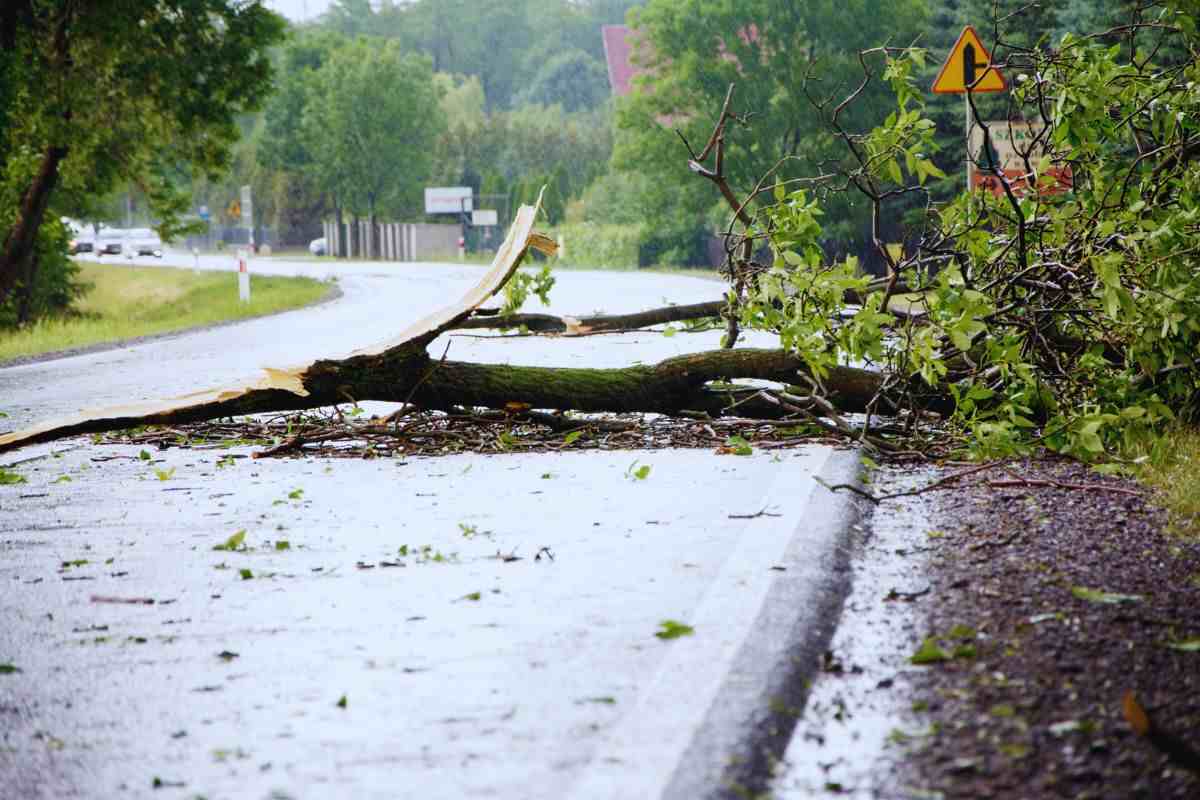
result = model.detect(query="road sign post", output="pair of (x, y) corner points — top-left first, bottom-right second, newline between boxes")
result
(932, 26), (1007, 201)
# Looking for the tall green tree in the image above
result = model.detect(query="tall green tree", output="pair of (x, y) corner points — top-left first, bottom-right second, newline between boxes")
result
(345, 0), (640, 111)
(612, 0), (929, 264)
(514, 50), (610, 112)
(259, 29), (344, 244)
(0, 0), (285, 319)
(302, 39), (446, 234)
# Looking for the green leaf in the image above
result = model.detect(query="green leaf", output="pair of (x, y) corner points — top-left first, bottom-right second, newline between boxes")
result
(213, 530), (247, 552)
(461, 591), (482, 601)
(274, 540), (291, 551)
(239, 568), (253, 580)
(655, 620), (694, 640)
(0, 664), (21, 675)
(139, 449), (152, 461)
(336, 694), (347, 709)
(724, 435), (753, 456)
(0, 467), (27, 485)
(288, 488), (304, 500)
(1048, 719), (1093, 737)
(910, 637), (951, 664)
(154, 467), (175, 481)
(627, 461), (651, 481)
(562, 430), (584, 446)
(1070, 586), (1142, 605)
(1166, 638), (1200, 652)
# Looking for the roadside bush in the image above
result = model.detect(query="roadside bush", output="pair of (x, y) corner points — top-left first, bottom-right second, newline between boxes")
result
(551, 222), (642, 269)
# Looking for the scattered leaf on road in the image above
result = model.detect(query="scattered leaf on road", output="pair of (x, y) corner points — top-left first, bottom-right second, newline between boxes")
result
(626, 461), (651, 481)
(213, 530), (247, 552)
(655, 620), (694, 640)
(1071, 586), (1143, 605)
(0, 467), (27, 485)
(1166, 638), (1200, 652)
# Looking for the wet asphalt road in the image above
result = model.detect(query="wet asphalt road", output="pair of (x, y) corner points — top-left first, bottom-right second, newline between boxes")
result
(0, 253), (854, 799)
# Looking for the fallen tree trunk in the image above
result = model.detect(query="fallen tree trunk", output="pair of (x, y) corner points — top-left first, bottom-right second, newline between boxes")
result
(0, 197), (940, 455)
(0, 345), (927, 454)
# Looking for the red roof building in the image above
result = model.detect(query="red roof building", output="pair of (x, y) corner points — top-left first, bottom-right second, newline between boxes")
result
(601, 25), (642, 97)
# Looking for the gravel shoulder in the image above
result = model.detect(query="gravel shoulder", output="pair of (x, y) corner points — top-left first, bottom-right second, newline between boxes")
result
(889, 458), (1200, 798)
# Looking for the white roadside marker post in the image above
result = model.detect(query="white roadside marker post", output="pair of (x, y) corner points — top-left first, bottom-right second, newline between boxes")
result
(237, 248), (250, 303)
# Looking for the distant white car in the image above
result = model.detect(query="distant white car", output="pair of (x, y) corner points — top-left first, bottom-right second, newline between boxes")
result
(69, 231), (95, 255)
(94, 228), (126, 255)
(309, 237), (327, 256)
(123, 228), (164, 257)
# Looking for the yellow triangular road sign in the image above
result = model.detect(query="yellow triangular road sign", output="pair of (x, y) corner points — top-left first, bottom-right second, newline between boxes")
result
(932, 25), (1006, 94)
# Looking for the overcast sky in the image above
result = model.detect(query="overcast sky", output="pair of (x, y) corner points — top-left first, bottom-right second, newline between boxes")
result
(265, 0), (333, 22)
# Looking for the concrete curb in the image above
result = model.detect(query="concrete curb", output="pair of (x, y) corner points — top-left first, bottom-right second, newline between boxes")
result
(567, 448), (866, 799)
(664, 447), (865, 799)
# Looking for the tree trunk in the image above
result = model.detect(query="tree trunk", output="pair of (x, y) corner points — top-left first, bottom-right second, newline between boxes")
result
(15, 249), (39, 326)
(0, 145), (68, 309)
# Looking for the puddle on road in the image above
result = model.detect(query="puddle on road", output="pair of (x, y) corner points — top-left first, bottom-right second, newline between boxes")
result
(772, 468), (939, 798)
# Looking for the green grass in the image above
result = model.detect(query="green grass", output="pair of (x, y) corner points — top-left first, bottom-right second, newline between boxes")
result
(1139, 427), (1200, 539)
(0, 261), (332, 363)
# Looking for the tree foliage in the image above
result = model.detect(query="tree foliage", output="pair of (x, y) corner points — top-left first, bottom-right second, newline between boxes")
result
(301, 38), (446, 222)
(0, 0), (285, 324)
(727, 0), (1200, 460)
(317, 0), (638, 111)
(611, 0), (929, 266)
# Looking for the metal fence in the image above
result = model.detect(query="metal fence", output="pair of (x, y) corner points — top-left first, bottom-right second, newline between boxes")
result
(322, 220), (462, 261)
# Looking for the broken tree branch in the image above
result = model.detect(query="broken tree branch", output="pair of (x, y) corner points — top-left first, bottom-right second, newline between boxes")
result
(0, 194), (948, 456)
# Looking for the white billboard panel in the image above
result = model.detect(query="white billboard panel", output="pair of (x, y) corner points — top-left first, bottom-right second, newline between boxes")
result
(425, 187), (473, 214)
(471, 209), (499, 227)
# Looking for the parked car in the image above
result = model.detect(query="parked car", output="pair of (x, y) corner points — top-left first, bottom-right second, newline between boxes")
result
(123, 228), (163, 257)
(309, 236), (327, 256)
(93, 228), (126, 255)
(69, 232), (95, 254)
